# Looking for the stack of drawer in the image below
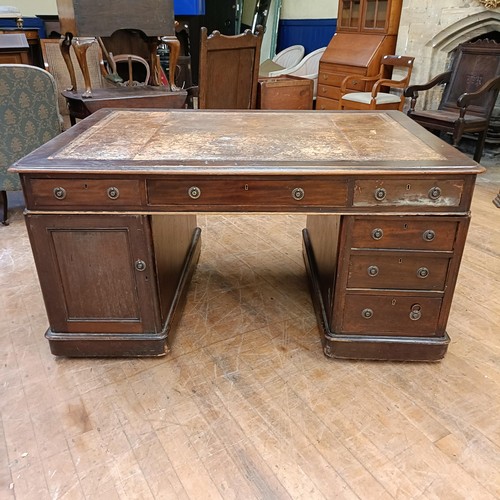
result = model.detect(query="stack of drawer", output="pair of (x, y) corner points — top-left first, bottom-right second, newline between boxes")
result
(331, 216), (466, 338)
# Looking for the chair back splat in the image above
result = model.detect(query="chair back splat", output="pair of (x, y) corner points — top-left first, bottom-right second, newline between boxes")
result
(198, 26), (263, 109)
(404, 39), (500, 163)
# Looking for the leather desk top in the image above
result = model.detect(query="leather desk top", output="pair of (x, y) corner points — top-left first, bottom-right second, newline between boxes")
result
(11, 109), (483, 176)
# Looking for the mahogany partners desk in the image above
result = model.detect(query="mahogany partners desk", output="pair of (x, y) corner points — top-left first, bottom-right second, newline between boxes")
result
(12, 109), (484, 361)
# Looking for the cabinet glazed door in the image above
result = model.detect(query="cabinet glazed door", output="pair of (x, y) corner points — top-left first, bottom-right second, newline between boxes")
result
(26, 214), (161, 335)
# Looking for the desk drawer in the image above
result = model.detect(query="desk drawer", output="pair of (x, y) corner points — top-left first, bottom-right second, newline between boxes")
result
(28, 179), (143, 208)
(147, 178), (348, 209)
(316, 97), (339, 110)
(353, 179), (464, 207)
(338, 294), (442, 336)
(350, 218), (459, 250)
(347, 252), (450, 290)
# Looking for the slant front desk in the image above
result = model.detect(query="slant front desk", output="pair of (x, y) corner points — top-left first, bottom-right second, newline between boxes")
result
(12, 109), (484, 361)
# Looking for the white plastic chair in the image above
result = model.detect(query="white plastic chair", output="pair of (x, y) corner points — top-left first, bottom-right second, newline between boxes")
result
(269, 47), (326, 99)
(272, 45), (305, 69)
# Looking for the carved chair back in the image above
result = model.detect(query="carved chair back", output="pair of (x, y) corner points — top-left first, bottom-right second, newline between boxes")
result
(198, 26), (263, 109)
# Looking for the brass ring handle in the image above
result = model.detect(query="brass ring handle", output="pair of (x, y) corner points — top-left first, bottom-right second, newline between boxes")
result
(53, 187), (67, 200)
(371, 228), (384, 240)
(422, 230), (435, 242)
(428, 187), (442, 200)
(374, 187), (387, 201)
(417, 267), (429, 278)
(361, 308), (373, 319)
(409, 303), (422, 321)
(188, 186), (201, 199)
(107, 187), (120, 200)
(367, 265), (379, 277)
(409, 309), (422, 321)
(292, 187), (305, 201)
(135, 259), (146, 272)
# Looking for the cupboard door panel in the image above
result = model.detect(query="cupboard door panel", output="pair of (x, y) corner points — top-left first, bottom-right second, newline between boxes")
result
(26, 214), (160, 334)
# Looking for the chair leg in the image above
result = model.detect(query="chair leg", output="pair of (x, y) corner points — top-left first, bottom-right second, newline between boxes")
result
(474, 130), (487, 163)
(1, 190), (8, 225)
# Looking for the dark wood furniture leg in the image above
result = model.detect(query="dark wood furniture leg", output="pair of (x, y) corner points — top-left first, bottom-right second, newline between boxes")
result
(1, 190), (8, 225)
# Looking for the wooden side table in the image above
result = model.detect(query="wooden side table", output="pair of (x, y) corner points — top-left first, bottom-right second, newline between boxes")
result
(62, 86), (187, 125)
(257, 75), (314, 110)
(0, 33), (29, 64)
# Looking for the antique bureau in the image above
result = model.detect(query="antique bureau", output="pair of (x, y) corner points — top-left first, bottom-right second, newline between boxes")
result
(11, 109), (483, 360)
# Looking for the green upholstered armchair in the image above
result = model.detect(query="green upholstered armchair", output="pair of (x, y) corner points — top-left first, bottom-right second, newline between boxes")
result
(0, 64), (62, 224)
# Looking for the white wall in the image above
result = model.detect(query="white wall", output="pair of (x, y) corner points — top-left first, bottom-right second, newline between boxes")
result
(5, 0), (57, 16)
(281, 0), (337, 19)
(8, 0), (338, 20)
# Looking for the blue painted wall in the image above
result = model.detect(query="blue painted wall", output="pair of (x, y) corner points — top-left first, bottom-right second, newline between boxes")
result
(276, 18), (336, 54)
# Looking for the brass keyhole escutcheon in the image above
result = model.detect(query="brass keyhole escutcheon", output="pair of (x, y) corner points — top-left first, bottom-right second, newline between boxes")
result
(53, 187), (67, 200)
(428, 186), (442, 200)
(423, 230), (435, 242)
(107, 187), (120, 200)
(292, 188), (305, 201)
(367, 265), (379, 277)
(188, 186), (201, 199)
(374, 187), (386, 201)
(371, 228), (384, 240)
(362, 308), (373, 319)
(135, 259), (147, 272)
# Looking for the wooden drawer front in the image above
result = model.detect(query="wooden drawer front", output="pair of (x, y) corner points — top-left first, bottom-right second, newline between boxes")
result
(353, 179), (464, 207)
(347, 253), (450, 290)
(339, 294), (442, 336)
(318, 84), (340, 100)
(319, 72), (344, 87)
(350, 218), (458, 251)
(316, 97), (339, 110)
(29, 179), (142, 208)
(147, 178), (348, 208)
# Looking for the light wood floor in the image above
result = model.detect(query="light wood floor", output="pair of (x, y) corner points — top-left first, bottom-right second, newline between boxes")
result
(1, 163), (499, 499)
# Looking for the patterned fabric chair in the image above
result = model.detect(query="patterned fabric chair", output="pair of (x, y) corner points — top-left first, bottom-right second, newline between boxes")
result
(0, 64), (62, 224)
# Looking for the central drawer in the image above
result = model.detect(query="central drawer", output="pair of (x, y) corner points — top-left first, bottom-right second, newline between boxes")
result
(147, 177), (349, 209)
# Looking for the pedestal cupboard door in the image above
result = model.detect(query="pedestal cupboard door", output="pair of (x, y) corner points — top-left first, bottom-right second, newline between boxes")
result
(26, 214), (161, 334)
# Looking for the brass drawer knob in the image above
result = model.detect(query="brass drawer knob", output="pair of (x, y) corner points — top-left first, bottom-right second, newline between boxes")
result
(371, 228), (384, 240)
(292, 187), (305, 201)
(374, 187), (386, 201)
(135, 259), (147, 272)
(422, 230), (435, 242)
(361, 308), (373, 319)
(53, 187), (66, 200)
(409, 304), (422, 321)
(188, 186), (201, 199)
(417, 267), (429, 279)
(428, 186), (442, 200)
(107, 186), (120, 200)
(367, 265), (379, 277)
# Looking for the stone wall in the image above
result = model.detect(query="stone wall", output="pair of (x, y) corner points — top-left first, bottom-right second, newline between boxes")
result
(395, 1), (500, 109)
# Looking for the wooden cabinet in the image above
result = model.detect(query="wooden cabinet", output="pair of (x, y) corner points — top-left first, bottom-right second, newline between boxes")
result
(26, 212), (199, 356)
(0, 33), (30, 64)
(305, 214), (470, 360)
(317, 0), (402, 110)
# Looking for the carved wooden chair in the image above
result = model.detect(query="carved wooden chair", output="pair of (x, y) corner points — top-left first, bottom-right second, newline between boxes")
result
(41, 38), (111, 128)
(196, 26), (263, 109)
(404, 39), (500, 162)
(340, 55), (415, 111)
(0, 64), (62, 224)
